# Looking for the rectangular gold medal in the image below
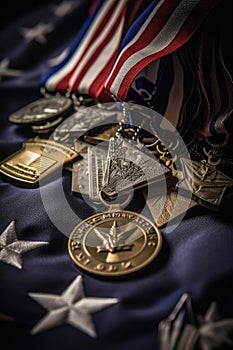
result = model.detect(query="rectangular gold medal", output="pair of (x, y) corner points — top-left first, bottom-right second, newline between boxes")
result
(0, 138), (79, 187)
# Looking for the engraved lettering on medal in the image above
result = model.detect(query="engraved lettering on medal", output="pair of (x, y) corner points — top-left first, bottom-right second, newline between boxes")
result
(77, 252), (89, 264)
(107, 265), (118, 272)
(71, 241), (81, 250)
(95, 263), (106, 271)
(87, 217), (102, 225)
(83, 258), (90, 266)
(68, 210), (162, 277)
(121, 261), (132, 269)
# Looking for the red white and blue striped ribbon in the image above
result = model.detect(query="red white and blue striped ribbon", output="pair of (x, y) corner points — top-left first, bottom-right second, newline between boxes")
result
(43, 0), (223, 134)
(105, 0), (220, 101)
(44, 0), (127, 92)
(43, 0), (151, 98)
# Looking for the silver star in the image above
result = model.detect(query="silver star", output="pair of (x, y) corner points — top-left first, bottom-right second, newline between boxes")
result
(0, 58), (23, 79)
(0, 221), (49, 269)
(158, 293), (233, 350)
(21, 23), (53, 44)
(53, 1), (76, 17)
(29, 275), (118, 337)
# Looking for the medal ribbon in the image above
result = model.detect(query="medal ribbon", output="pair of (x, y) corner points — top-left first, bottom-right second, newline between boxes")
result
(41, 0), (231, 147)
(42, 0), (221, 104)
(42, 0), (151, 98)
(104, 0), (221, 101)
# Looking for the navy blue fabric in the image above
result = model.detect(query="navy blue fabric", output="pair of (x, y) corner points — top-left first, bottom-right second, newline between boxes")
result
(0, 1), (233, 350)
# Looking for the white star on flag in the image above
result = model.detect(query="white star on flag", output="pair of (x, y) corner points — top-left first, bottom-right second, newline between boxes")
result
(29, 275), (119, 337)
(21, 23), (54, 44)
(0, 221), (49, 269)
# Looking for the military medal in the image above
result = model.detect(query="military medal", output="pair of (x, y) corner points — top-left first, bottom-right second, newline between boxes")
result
(68, 206), (162, 277)
(8, 94), (73, 126)
(101, 135), (171, 201)
(0, 138), (79, 187)
(145, 179), (198, 228)
(180, 146), (233, 210)
(99, 102), (172, 201)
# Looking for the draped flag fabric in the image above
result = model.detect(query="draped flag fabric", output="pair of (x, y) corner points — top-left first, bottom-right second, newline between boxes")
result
(0, 1), (233, 350)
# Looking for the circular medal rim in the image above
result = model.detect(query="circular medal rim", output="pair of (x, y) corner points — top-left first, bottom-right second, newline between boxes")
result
(68, 210), (162, 277)
(8, 96), (73, 125)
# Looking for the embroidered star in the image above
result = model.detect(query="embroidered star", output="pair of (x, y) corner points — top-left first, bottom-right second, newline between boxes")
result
(53, 1), (76, 17)
(29, 275), (118, 337)
(158, 293), (233, 350)
(21, 23), (53, 44)
(0, 221), (49, 269)
(0, 58), (23, 79)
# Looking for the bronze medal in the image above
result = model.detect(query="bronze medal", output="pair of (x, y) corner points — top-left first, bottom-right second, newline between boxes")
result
(68, 209), (162, 277)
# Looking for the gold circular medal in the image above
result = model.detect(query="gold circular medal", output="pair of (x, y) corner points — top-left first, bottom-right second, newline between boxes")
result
(68, 210), (162, 277)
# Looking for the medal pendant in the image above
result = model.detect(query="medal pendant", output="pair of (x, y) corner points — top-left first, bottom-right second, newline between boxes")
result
(144, 179), (197, 228)
(101, 137), (171, 200)
(0, 138), (79, 187)
(68, 207), (162, 277)
(8, 95), (73, 125)
(180, 158), (233, 210)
